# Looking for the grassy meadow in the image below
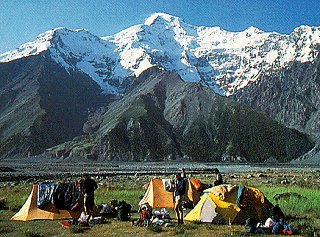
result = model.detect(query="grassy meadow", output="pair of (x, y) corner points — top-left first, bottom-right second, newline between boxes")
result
(0, 171), (320, 236)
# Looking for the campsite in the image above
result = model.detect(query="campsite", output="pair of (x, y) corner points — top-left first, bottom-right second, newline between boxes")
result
(2, 0), (320, 236)
(0, 162), (320, 236)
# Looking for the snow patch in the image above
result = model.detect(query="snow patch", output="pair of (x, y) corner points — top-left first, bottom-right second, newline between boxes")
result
(265, 50), (279, 64)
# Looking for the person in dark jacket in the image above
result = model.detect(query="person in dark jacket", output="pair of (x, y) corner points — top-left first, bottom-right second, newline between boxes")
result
(213, 168), (223, 186)
(174, 173), (187, 224)
(82, 174), (98, 219)
(180, 168), (186, 178)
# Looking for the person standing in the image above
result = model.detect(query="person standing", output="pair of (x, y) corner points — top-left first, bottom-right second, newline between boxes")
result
(174, 173), (187, 224)
(213, 168), (223, 186)
(180, 168), (186, 178)
(82, 174), (98, 220)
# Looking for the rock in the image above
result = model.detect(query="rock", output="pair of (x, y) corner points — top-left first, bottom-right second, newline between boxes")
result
(164, 223), (173, 227)
(257, 173), (266, 178)
(281, 179), (290, 185)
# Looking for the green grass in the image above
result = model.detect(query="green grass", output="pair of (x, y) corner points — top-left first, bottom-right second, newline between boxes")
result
(0, 178), (319, 236)
(0, 185), (31, 212)
(260, 185), (320, 218)
(95, 187), (144, 210)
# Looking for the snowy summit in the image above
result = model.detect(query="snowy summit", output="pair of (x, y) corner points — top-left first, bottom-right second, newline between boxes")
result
(1, 13), (320, 95)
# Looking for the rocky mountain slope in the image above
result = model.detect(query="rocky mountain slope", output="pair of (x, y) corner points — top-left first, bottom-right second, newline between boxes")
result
(48, 67), (314, 162)
(0, 53), (111, 158)
(234, 57), (320, 141)
(234, 57), (320, 163)
(1, 13), (320, 96)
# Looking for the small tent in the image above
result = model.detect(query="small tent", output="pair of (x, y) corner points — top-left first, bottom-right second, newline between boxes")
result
(11, 185), (80, 221)
(139, 178), (200, 208)
(185, 185), (273, 224)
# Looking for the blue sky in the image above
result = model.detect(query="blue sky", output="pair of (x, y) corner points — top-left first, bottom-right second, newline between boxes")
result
(1, 0), (320, 54)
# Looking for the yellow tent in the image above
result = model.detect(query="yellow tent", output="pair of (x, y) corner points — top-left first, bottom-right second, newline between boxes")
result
(139, 178), (200, 208)
(186, 185), (273, 224)
(11, 185), (80, 221)
(185, 193), (240, 224)
(204, 185), (273, 222)
(203, 185), (239, 203)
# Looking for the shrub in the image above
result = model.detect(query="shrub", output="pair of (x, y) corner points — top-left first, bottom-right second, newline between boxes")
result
(0, 198), (8, 210)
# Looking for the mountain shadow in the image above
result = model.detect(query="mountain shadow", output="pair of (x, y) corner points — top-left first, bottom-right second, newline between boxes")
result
(0, 54), (111, 158)
(48, 67), (314, 162)
(234, 57), (320, 141)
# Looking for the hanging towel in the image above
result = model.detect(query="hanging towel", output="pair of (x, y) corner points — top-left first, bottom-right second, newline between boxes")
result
(162, 179), (174, 192)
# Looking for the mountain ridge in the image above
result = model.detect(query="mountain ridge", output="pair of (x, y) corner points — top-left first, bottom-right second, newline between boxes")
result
(1, 13), (320, 96)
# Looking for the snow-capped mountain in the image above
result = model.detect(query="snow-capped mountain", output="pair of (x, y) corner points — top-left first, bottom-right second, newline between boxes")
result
(0, 28), (123, 94)
(1, 12), (320, 95)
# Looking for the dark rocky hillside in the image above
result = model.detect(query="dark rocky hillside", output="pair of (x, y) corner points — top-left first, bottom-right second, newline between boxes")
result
(0, 54), (110, 158)
(48, 67), (314, 162)
(234, 57), (320, 141)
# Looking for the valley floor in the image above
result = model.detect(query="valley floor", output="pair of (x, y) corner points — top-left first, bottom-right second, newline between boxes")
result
(0, 162), (320, 236)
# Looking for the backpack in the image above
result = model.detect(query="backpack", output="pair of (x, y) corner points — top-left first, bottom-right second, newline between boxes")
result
(282, 223), (295, 235)
(117, 201), (131, 221)
(245, 218), (258, 233)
